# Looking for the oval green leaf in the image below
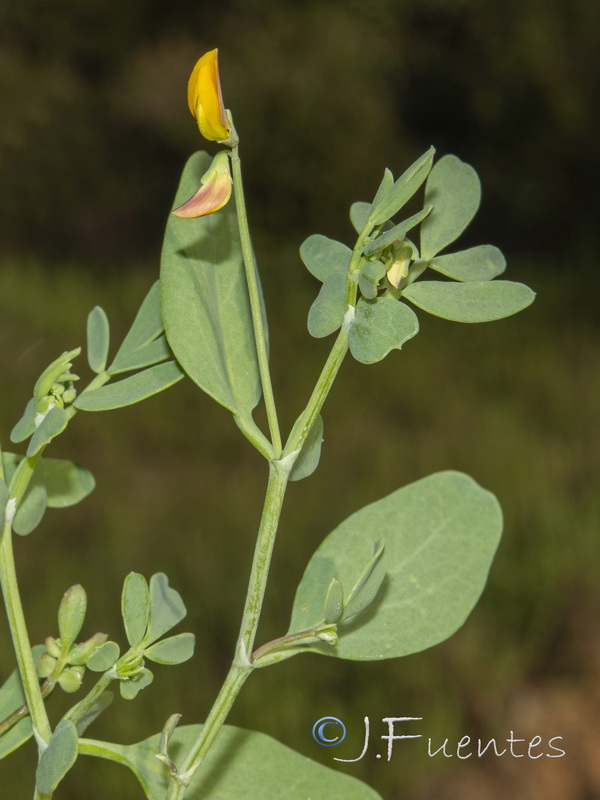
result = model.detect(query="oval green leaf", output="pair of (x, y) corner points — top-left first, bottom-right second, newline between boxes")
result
(299, 234), (351, 282)
(86, 306), (110, 374)
(161, 152), (262, 418)
(363, 205), (432, 258)
(146, 573), (187, 645)
(288, 471), (502, 660)
(13, 483), (47, 536)
(58, 585), (87, 651)
(0, 453), (20, 485)
(36, 719), (78, 795)
(112, 281), (164, 361)
(429, 245), (506, 282)
(39, 458), (95, 508)
(74, 361), (184, 412)
(403, 280), (535, 323)
(87, 641), (120, 672)
(109, 336), (171, 375)
(10, 398), (36, 444)
(307, 274), (347, 339)
(122, 572), (150, 648)
(358, 260), (386, 300)
(371, 167), (394, 207)
(144, 632), (195, 665)
(26, 406), (68, 457)
(370, 147), (435, 226)
(420, 155), (481, 259)
(84, 724), (382, 800)
(2, 453), (95, 509)
(349, 296), (419, 364)
(350, 201), (372, 234)
(120, 667), (154, 700)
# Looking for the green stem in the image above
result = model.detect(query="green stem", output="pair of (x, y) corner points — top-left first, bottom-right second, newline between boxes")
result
(1, 449), (52, 747)
(230, 145), (282, 458)
(166, 460), (290, 796)
(167, 665), (251, 799)
(0, 520), (52, 745)
(236, 461), (290, 656)
(283, 220), (373, 459)
(63, 672), (113, 727)
(284, 327), (349, 458)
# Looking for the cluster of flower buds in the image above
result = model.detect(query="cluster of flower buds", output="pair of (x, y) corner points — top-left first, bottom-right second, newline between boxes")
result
(36, 585), (108, 694)
(38, 632), (108, 693)
(33, 348), (80, 423)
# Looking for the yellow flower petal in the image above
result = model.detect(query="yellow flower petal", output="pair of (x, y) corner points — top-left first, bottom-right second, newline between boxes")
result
(187, 49), (231, 142)
(172, 152), (232, 218)
(386, 243), (413, 288)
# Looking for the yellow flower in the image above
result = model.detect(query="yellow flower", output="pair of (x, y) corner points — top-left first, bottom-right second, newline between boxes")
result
(386, 242), (413, 289)
(187, 49), (232, 142)
(172, 151), (232, 218)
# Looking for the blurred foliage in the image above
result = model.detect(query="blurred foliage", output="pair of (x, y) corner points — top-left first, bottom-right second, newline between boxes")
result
(1, 0), (599, 272)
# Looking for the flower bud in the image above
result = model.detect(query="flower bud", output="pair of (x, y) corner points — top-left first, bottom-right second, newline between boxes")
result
(316, 627), (338, 645)
(58, 665), (85, 693)
(37, 652), (57, 679)
(61, 387), (77, 405)
(33, 349), (80, 403)
(45, 636), (62, 659)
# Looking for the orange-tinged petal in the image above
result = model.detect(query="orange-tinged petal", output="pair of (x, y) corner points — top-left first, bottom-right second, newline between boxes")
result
(172, 152), (232, 218)
(171, 173), (230, 218)
(187, 49), (230, 142)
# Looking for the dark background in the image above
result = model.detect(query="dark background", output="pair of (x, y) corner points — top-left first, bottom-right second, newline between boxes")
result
(1, 1), (599, 798)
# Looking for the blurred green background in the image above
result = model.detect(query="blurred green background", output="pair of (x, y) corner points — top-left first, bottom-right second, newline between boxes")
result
(1, 0), (599, 798)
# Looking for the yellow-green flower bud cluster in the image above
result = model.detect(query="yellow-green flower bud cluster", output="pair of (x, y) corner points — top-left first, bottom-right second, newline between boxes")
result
(37, 632), (108, 693)
(33, 348), (81, 421)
